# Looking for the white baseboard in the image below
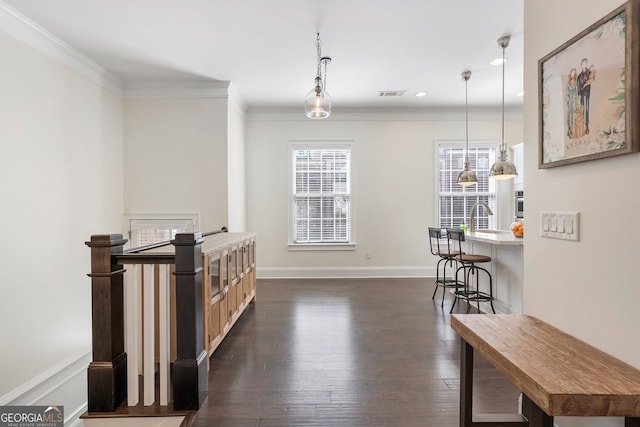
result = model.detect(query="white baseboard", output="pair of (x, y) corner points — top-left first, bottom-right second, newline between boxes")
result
(0, 349), (91, 427)
(257, 266), (437, 279)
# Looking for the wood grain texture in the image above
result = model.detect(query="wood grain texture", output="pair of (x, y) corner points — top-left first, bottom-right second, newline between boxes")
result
(191, 278), (520, 427)
(451, 314), (640, 417)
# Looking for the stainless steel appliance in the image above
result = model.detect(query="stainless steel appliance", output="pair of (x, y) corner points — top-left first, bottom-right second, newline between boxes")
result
(515, 190), (524, 220)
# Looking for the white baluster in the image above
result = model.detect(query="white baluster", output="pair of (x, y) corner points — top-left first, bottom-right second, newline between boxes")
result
(158, 264), (171, 406)
(143, 264), (155, 406)
(124, 264), (141, 406)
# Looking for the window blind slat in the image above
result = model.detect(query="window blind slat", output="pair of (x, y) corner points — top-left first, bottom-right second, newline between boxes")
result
(292, 147), (351, 244)
(438, 145), (497, 229)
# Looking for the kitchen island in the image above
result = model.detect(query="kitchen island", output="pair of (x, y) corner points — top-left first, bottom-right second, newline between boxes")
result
(461, 230), (523, 314)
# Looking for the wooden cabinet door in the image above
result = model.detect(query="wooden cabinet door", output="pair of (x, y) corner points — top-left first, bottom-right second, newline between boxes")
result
(210, 297), (221, 345)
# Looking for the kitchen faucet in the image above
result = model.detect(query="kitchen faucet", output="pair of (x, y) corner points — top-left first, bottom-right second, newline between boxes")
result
(469, 202), (494, 232)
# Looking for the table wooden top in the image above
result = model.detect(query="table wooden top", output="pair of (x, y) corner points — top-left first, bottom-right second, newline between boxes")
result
(451, 314), (640, 417)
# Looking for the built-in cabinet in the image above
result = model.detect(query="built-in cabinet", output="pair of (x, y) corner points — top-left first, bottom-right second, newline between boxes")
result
(202, 233), (257, 359)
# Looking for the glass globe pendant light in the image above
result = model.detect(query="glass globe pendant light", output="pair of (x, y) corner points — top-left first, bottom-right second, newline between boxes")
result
(489, 35), (518, 180)
(457, 70), (478, 187)
(305, 33), (332, 119)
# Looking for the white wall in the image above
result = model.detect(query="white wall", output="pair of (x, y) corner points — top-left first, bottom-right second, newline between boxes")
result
(123, 97), (229, 232)
(0, 24), (123, 423)
(524, 1), (638, 426)
(246, 112), (522, 277)
(227, 95), (247, 232)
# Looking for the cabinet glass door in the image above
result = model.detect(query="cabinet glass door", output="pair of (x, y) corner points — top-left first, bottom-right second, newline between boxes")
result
(221, 252), (228, 289)
(210, 256), (220, 298)
(231, 248), (238, 282)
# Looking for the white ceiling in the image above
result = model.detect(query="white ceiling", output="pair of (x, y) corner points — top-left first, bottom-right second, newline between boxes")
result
(4, 0), (524, 110)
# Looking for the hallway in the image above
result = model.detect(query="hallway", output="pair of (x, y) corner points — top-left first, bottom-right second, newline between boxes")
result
(192, 278), (520, 426)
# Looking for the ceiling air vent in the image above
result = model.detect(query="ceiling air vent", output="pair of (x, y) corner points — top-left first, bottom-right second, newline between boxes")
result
(378, 90), (406, 97)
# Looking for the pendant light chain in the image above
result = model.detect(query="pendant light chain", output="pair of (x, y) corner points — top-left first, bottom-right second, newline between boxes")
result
(315, 33), (322, 83)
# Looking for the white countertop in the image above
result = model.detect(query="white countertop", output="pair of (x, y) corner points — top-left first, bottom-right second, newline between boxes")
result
(465, 230), (523, 246)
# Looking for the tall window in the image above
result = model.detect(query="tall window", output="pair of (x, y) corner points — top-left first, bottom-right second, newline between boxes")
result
(438, 144), (497, 229)
(291, 143), (351, 244)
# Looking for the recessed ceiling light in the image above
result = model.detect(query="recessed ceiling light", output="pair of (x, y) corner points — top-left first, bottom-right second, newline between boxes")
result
(490, 58), (507, 66)
(516, 91), (524, 97)
(415, 91), (427, 97)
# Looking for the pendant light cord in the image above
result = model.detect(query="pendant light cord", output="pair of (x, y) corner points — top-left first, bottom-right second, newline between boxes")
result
(323, 58), (328, 91)
(489, 35), (515, 177)
(501, 43), (506, 160)
(315, 33), (322, 85)
(465, 76), (469, 162)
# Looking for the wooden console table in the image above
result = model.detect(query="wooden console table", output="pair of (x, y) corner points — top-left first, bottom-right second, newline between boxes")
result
(451, 314), (640, 427)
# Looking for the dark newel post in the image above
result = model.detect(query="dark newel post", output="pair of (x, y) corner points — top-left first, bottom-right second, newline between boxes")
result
(85, 234), (128, 412)
(172, 232), (207, 410)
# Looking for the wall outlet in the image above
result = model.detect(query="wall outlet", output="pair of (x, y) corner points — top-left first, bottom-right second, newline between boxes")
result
(365, 250), (372, 259)
(540, 212), (579, 241)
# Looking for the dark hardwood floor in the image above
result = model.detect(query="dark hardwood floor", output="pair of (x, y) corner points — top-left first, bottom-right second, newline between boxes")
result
(191, 278), (520, 427)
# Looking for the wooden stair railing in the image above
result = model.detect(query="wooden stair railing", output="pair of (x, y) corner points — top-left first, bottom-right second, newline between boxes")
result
(171, 232), (207, 410)
(86, 234), (128, 412)
(85, 228), (227, 413)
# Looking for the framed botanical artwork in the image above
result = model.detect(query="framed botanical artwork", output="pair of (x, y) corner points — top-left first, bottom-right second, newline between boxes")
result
(538, 0), (640, 168)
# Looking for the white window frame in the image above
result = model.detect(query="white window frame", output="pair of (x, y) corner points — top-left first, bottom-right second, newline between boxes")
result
(288, 140), (356, 251)
(435, 141), (498, 230)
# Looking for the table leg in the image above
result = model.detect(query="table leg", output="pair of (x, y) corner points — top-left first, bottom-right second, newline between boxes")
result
(521, 394), (553, 427)
(459, 338), (537, 427)
(460, 338), (474, 427)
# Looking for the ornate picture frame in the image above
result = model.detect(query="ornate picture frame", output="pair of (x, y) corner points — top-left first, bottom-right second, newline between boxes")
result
(538, 0), (639, 168)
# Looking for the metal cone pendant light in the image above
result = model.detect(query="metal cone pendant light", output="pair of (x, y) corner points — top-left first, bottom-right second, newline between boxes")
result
(490, 35), (518, 180)
(457, 70), (478, 187)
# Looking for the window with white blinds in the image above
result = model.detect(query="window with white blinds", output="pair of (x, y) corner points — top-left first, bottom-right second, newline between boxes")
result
(128, 217), (197, 248)
(438, 144), (497, 229)
(291, 144), (351, 244)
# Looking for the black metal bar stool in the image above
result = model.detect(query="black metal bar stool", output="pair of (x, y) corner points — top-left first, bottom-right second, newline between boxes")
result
(428, 227), (464, 307)
(446, 228), (496, 314)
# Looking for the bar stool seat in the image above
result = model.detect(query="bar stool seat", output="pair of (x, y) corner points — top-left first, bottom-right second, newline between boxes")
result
(446, 228), (496, 314)
(457, 253), (491, 263)
(428, 227), (465, 307)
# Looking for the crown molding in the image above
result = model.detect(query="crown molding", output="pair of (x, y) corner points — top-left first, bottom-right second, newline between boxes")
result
(0, 1), (123, 96)
(246, 106), (523, 122)
(123, 79), (232, 99)
(227, 82), (247, 116)
(124, 80), (248, 116)
(0, 1), (248, 105)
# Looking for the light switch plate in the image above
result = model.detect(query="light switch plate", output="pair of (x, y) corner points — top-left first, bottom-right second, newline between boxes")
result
(540, 212), (580, 241)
